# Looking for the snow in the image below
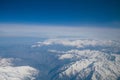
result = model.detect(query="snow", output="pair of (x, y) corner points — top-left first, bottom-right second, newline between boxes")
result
(59, 54), (74, 60)
(57, 50), (120, 80)
(0, 58), (38, 80)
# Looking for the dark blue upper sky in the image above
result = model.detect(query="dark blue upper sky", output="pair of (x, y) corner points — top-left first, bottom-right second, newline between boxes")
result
(0, 0), (120, 27)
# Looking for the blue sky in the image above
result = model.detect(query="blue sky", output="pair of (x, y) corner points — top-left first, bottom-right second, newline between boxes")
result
(0, 0), (120, 27)
(0, 0), (120, 39)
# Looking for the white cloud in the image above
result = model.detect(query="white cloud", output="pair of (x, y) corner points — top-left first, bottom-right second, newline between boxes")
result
(0, 57), (38, 80)
(32, 39), (120, 49)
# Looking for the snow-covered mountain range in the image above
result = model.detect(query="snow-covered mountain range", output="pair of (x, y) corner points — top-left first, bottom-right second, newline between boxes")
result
(32, 39), (120, 80)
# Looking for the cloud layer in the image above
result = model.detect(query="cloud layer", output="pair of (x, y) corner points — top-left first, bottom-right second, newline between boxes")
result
(0, 24), (120, 40)
(32, 39), (120, 53)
